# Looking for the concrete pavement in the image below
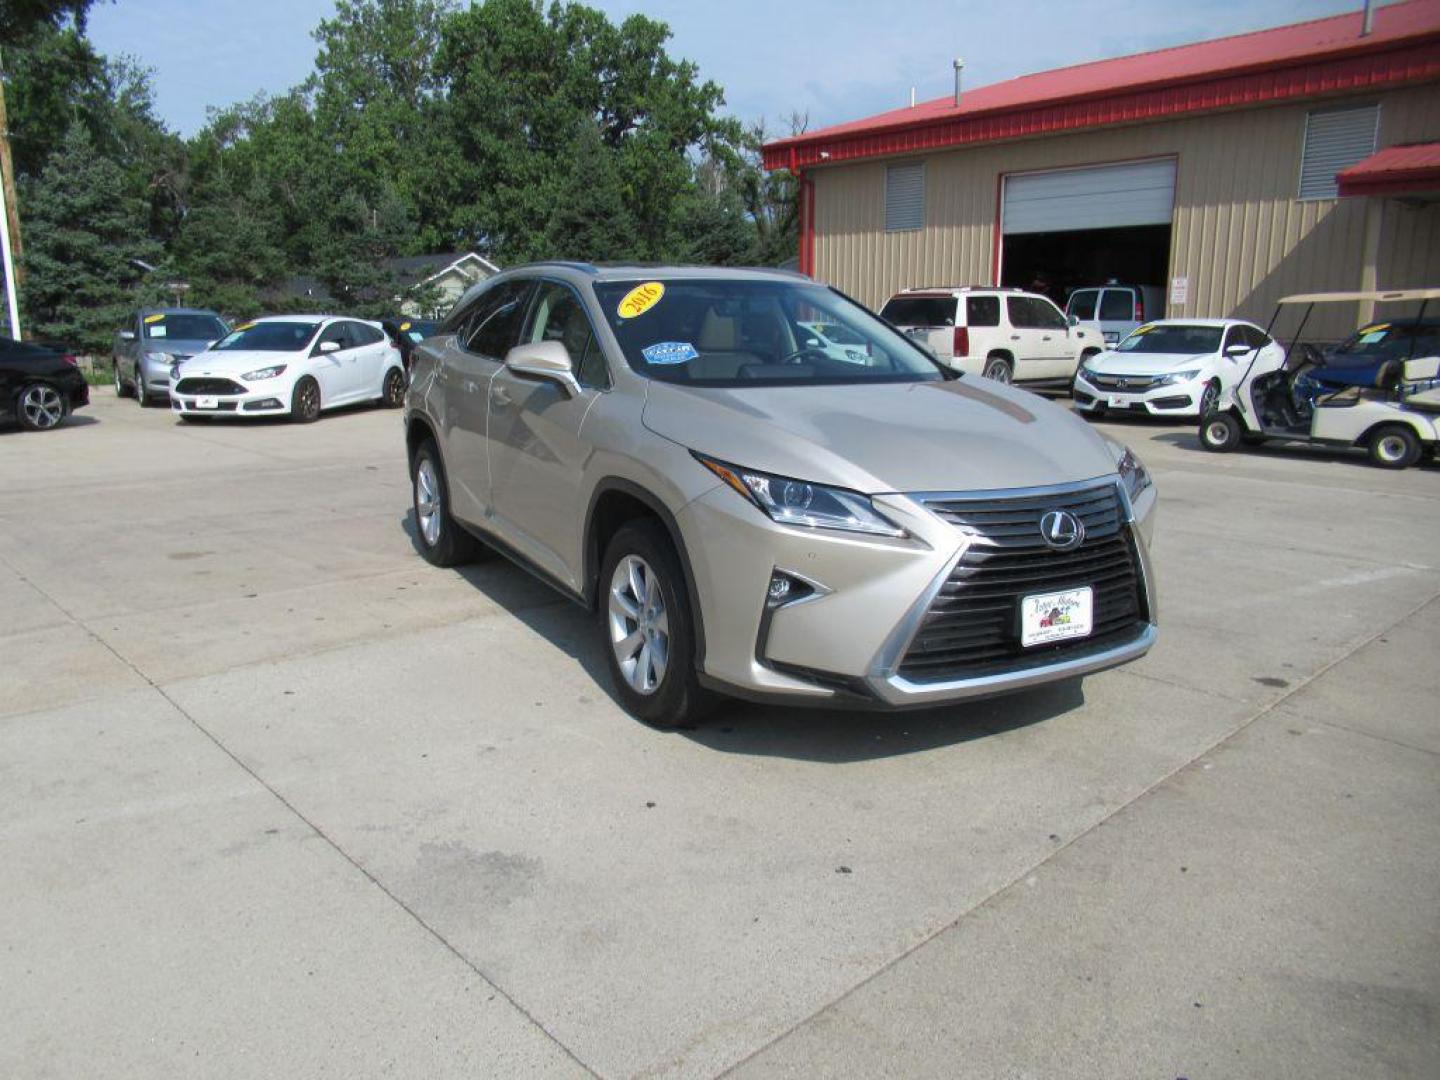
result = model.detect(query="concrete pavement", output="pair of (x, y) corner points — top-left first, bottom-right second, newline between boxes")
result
(1, 389), (1436, 1078)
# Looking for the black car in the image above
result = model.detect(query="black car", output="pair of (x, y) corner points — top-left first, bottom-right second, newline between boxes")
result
(380, 318), (439, 372)
(1311, 317), (1440, 388)
(1, 338), (89, 431)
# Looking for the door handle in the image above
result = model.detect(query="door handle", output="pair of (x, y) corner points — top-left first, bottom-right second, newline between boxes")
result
(1042, 335), (1053, 341)
(1010, 334), (1021, 340)
(490, 385), (512, 407)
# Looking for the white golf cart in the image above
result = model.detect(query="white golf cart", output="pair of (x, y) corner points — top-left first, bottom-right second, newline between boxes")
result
(1198, 288), (1440, 469)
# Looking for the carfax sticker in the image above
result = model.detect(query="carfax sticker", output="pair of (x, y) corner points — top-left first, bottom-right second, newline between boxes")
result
(617, 281), (665, 319)
(641, 341), (698, 366)
(143, 313), (166, 324)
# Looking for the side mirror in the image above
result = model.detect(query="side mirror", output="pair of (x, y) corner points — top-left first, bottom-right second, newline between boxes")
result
(119, 330), (136, 342)
(1068, 315), (1079, 327)
(1224, 343), (1250, 357)
(318, 340), (341, 354)
(503, 340), (581, 397)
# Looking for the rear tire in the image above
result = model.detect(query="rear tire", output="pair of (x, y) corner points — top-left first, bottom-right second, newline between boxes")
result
(1200, 411), (1243, 453)
(411, 439), (483, 567)
(16, 382), (68, 431)
(599, 520), (713, 728)
(381, 366), (406, 408)
(290, 376), (321, 423)
(982, 354), (1013, 384)
(1367, 425), (1421, 469)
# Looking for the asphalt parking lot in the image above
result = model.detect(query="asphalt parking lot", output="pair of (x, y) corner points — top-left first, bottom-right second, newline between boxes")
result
(3, 388), (1438, 1079)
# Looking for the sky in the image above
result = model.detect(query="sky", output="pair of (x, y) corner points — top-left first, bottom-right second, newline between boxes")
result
(86, 0), (1370, 138)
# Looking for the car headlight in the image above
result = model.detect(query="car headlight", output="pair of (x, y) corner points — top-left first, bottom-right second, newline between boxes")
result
(143, 350), (173, 365)
(242, 364), (287, 380)
(1078, 361), (1099, 380)
(1153, 369), (1200, 387)
(1114, 444), (1153, 502)
(695, 454), (907, 538)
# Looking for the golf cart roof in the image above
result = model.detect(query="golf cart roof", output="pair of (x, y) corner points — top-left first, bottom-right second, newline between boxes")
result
(1278, 288), (1440, 305)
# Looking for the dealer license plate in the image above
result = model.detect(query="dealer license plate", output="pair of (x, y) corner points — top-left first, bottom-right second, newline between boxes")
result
(1107, 395), (1132, 408)
(196, 395), (219, 410)
(1021, 587), (1093, 648)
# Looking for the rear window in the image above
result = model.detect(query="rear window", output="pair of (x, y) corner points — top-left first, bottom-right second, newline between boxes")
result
(880, 296), (955, 327)
(1067, 290), (1099, 320)
(965, 296), (1000, 327)
(1099, 290), (1135, 320)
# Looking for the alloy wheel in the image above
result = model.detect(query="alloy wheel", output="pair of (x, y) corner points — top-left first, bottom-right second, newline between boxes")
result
(607, 554), (669, 695)
(1200, 381), (1219, 415)
(22, 385), (64, 429)
(415, 457), (442, 547)
(984, 358), (1012, 384)
(298, 380), (320, 420)
(384, 369), (405, 406)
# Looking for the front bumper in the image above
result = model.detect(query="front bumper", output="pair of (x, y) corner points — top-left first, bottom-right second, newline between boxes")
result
(170, 378), (290, 417)
(680, 476), (1157, 710)
(1073, 370), (1206, 416)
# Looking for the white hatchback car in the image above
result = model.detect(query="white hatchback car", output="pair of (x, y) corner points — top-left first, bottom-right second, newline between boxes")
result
(170, 315), (406, 422)
(1073, 318), (1283, 419)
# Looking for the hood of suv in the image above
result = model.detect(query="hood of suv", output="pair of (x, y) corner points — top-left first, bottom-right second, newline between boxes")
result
(643, 378), (1118, 493)
(1089, 351), (1211, 376)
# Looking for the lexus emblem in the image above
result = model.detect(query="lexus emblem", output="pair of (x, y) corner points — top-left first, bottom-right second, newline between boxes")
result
(1039, 509), (1085, 550)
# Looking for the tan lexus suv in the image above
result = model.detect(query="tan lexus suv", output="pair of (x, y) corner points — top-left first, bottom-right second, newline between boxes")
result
(404, 264), (1158, 726)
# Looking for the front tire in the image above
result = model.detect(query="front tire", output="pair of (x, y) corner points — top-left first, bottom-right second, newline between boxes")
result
(17, 383), (68, 431)
(381, 366), (406, 408)
(1198, 379), (1221, 417)
(290, 376), (321, 423)
(1368, 425), (1421, 469)
(411, 439), (483, 567)
(113, 360), (130, 398)
(135, 371), (150, 407)
(1200, 411), (1243, 453)
(599, 520), (712, 728)
(982, 354), (1013, 384)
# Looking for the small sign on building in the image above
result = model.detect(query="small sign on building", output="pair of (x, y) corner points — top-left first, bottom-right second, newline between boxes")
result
(1169, 276), (1189, 306)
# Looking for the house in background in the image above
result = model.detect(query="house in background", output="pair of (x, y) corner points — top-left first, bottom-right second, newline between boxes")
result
(281, 251), (501, 317)
(763, 0), (1440, 339)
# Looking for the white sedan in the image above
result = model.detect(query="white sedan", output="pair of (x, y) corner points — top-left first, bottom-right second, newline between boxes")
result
(1072, 318), (1285, 419)
(169, 315), (406, 422)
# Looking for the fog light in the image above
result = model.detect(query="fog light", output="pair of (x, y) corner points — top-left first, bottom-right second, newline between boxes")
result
(766, 570), (818, 609)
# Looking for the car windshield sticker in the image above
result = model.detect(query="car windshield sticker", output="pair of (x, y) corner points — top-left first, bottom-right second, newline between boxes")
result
(640, 341), (698, 366)
(400, 321), (412, 331)
(234, 322), (255, 332)
(149, 325), (167, 338)
(1356, 325), (1390, 345)
(618, 282), (665, 319)
(143, 313), (165, 324)
(1130, 324), (1154, 335)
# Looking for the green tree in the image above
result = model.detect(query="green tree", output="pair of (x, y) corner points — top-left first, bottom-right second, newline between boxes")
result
(19, 122), (161, 351)
(543, 119), (639, 261)
(0, 0), (102, 46)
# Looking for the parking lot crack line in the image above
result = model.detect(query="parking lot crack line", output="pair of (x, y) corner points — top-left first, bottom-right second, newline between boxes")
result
(714, 587), (1440, 1079)
(0, 547), (603, 1079)
(1305, 716), (1440, 757)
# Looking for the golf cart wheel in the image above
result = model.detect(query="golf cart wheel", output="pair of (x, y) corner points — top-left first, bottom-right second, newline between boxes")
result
(1367, 425), (1421, 470)
(1200, 412), (1243, 453)
(982, 354), (1013, 384)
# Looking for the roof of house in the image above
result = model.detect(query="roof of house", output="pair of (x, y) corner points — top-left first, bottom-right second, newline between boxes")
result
(763, 0), (1440, 171)
(1336, 140), (1440, 196)
(279, 252), (502, 303)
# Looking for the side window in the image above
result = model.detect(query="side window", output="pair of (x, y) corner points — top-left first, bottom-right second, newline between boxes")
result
(1067, 290), (1098, 320)
(349, 322), (384, 346)
(523, 282), (607, 389)
(464, 280), (533, 359)
(965, 296), (1000, 327)
(1099, 289), (1134, 321)
(1006, 296), (1035, 329)
(1036, 298), (1066, 330)
(314, 322), (348, 352)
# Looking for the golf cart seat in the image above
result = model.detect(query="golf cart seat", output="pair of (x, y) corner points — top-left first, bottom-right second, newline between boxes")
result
(1401, 355), (1440, 412)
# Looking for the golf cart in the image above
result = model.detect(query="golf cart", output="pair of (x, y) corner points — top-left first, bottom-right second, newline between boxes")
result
(1198, 288), (1440, 469)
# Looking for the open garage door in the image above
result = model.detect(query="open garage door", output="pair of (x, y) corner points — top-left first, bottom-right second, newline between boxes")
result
(1000, 158), (1175, 308)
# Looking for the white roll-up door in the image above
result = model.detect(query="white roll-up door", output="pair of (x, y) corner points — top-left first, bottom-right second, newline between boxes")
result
(1002, 158), (1176, 235)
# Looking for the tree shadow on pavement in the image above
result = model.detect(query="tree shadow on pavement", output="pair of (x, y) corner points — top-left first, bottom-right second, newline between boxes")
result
(403, 510), (1088, 763)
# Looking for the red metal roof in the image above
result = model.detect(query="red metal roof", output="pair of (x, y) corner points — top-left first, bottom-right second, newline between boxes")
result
(1337, 140), (1440, 196)
(763, 0), (1440, 171)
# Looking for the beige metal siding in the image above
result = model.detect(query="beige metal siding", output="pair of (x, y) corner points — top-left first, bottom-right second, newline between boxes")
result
(812, 83), (1440, 339)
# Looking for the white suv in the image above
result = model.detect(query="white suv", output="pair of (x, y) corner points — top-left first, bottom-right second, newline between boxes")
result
(879, 287), (1103, 388)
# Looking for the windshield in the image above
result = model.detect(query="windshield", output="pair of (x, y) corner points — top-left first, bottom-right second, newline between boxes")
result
(1115, 324), (1222, 354)
(878, 295), (955, 327)
(401, 319), (438, 343)
(213, 321), (319, 353)
(593, 279), (947, 388)
(144, 313), (227, 341)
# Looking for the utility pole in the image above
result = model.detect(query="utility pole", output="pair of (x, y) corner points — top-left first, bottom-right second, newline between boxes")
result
(0, 46), (22, 339)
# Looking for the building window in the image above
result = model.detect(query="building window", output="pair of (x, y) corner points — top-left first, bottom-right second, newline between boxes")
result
(885, 163), (924, 232)
(1298, 105), (1379, 200)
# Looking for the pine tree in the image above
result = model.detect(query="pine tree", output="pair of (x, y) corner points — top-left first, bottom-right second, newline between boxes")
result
(543, 120), (641, 262)
(19, 123), (162, 352)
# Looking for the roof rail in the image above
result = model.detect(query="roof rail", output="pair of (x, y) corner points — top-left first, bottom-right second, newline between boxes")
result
(525, 260), (600, 274)
(902, 284), (1021, 293)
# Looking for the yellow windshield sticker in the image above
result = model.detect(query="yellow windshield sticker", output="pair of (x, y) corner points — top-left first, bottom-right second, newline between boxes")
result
(1361, 323), (1390, 334)
(400, 321), (412, 331)
(143, 313), (166, 324)
(1130, 324), (1154, 335)
(618, 282), (665, 320)
(234, 322), (255, 332)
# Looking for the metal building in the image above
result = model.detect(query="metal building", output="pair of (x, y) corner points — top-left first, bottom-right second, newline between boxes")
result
(762, 1), (1440, 338)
